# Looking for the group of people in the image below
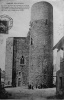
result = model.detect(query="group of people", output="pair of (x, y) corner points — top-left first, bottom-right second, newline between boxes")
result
(28, 84), (34, 89)
(28, 83), (48, 89)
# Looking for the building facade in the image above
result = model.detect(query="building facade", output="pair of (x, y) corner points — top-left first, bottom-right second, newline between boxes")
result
(5, 36), (29, 87)
(12, 37), (29, 87)
(53, 36), (64, 95)
(5, 1), (53, 88)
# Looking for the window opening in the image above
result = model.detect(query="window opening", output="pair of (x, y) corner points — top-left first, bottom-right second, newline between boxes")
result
(19, 71), (21, 75)
(18, 78), (21, 86)
(31, 38), (33, 45)
(45, 19), (48, 25)
(8, 81), (10, 85)
(20, 56), (24, 64)
(60, 77), (62, 89)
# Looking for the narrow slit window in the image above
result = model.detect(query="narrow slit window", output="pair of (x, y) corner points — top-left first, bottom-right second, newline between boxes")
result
(20, 56), (24, 64)
(45, 19), (48, 25)
(60, 77), (62, 89)
(31, 38), (33, 45)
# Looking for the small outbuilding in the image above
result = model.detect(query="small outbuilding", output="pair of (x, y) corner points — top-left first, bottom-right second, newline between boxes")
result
(53, 36), (64, 95)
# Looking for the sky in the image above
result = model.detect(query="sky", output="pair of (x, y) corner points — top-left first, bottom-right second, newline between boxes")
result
(0, 0), (64, 70)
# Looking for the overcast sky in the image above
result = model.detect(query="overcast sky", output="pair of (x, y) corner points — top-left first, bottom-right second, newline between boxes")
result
(0, 0), (64, 70)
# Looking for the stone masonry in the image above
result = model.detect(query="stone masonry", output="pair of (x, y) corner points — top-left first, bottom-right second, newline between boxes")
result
(5, 1), (53, 88)
(5, 36), (29, 87)
(5, 37), (13, 86)
(29, 1), (53, 87)
(13, 37), (29, 87)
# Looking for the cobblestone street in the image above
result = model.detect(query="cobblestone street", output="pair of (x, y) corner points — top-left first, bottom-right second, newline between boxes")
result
(5, 87), (56, 99)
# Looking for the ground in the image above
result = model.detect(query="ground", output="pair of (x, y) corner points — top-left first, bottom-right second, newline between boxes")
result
(5, 87), (57, 99)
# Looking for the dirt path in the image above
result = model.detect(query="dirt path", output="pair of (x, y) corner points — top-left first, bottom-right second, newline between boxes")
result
(5, 87), (56, 99)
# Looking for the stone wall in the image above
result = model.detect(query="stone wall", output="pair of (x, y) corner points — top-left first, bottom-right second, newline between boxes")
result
(29, 1), (53, 87)
(5, 37), (13, 86)
(13, 37), (29, 87)
(5, 37), (29, 87)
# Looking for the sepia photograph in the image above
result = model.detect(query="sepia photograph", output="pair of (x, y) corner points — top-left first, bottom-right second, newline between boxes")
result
(0, 0), (64, 99)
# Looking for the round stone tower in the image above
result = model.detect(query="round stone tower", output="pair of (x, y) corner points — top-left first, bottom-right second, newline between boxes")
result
(29, 1), (53, 87)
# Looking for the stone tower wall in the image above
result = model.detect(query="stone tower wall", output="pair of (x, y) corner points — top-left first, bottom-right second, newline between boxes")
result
(5, 37), (13, 86)
(13, 37), (29, 87)
(29, 2), (53, 87)
(5, 37), (29, 87)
